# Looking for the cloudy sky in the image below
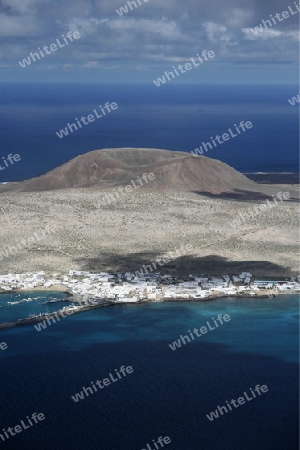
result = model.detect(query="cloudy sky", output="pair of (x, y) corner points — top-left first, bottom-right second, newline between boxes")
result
(0, 0), (299, 83)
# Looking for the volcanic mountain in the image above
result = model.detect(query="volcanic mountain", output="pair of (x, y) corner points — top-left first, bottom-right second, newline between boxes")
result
(4, 148), (263, 195)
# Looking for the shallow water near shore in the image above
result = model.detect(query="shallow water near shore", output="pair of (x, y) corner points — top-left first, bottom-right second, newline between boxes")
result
(0, 290), (70, 323)
(0, 293), (298, 449)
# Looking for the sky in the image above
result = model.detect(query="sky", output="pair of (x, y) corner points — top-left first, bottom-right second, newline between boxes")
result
(0, 0), (299, 84)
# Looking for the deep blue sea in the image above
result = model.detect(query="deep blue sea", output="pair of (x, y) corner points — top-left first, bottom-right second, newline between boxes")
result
(0, 292), (298, 450)
(0, 83), (299, 182)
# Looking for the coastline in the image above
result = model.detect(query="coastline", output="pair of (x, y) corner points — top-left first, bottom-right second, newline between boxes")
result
(0, 285), (71, 295)
(0, 288), (298, 331)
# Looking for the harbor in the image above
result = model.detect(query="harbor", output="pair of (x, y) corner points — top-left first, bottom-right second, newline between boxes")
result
(0, 271), (299, 330)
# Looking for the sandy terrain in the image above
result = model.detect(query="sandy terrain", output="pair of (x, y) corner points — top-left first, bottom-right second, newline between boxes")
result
(0, 186), (298, 277)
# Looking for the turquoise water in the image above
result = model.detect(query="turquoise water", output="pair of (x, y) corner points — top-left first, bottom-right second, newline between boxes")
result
(0, 290), (71, 323)
(0, 293), (298, 449)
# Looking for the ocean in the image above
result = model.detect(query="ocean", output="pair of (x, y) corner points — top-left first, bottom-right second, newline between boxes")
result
(0, 292), (298, 450)
(0, 290), (70, 324)
(0, 83), (299, 182)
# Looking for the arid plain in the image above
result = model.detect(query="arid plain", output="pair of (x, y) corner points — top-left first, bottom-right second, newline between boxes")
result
(0, 149), (298, 278)
(0, 188), (298, 277)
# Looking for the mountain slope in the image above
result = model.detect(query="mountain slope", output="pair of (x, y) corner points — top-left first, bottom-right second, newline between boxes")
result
(4, 148), (259, 194)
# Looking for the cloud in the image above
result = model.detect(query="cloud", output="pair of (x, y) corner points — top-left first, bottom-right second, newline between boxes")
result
(0, 0), (298, 73)
(83, 61), (100, 69)
(225, 8), (254, 27)
(105, 65), (120, 69)
(0, 15), (43, 36)
(0, 0), (49, 36)
(135, 65), (148, 70)
(242, 27), (300, 41)
(67, 17), (109, 36)
(1, 0), (44, 15)
(109, 17), (182, 40)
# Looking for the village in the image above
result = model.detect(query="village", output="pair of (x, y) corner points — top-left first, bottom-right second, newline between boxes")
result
(0, 271), (299, 306)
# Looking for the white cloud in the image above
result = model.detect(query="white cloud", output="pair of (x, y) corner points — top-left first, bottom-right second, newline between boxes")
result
(203, 22), (228, 42)
(109, 18), (182, 40)
(83, 61), (100, 68)
(0, 15), (43, 36)
(67, 17), (109, 36)
(1, 0), (44, 15)
(0, 0), (298, 70)
(225, 8), (253, 27)
(242, 27), (300, 41)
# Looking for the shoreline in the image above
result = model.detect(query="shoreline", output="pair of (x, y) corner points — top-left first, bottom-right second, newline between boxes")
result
(0, 285), (71, 295)
(0, 289), (298, 331)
